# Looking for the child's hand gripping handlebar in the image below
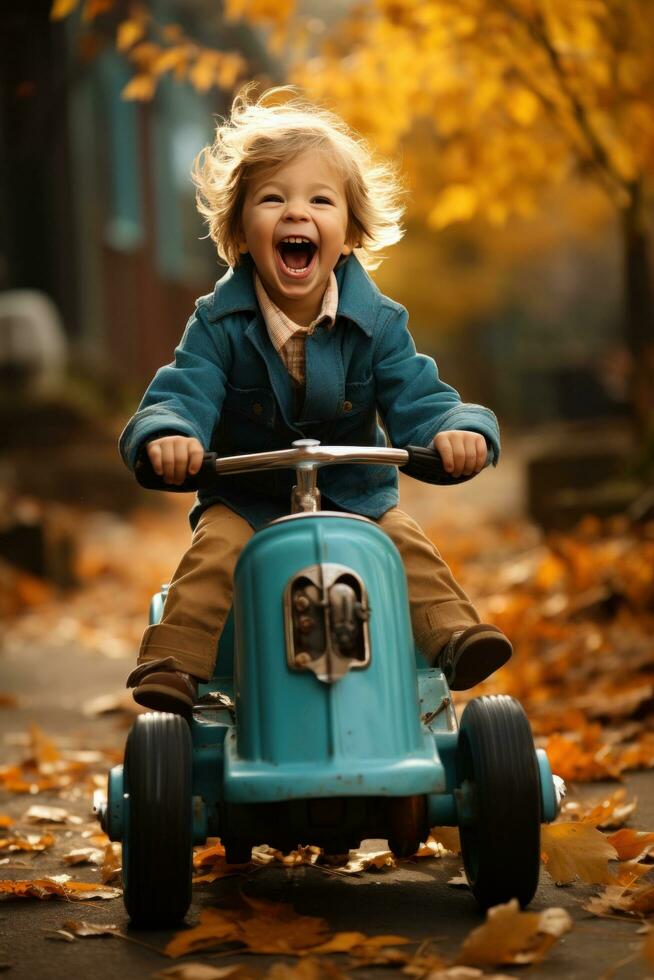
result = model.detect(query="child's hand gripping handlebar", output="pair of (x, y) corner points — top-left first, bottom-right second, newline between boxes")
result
(133, 441), (474, 494)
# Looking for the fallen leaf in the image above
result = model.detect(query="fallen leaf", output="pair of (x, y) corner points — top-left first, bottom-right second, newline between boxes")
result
(541, 822), (617, 884)
(585, 882), (654, 918)
(165, 907), (252, 958)
(338, 843), (395, 874)
(56, 920), (119, 939)
(0, 833), (55, 852)
(414, 839), (447, 858)
(63, 847), (105, 866)
(0, 816), (14, 829)
(605, 829), (654, 862)
(23, 804), (82, 825)
(455, 900), (572, 966)
(0, 876), (121, 901)
(428, 827), (461, 854)
(423, 970), (513, 980)
(266, 960), (348, 979)
(560, 789), (638, 829)
(101, 842), (122, 884)
(166, 895), (410, 960)
(194, 838), (226, 868)
(153, 965), (258, 980)
(311, 932), (410, 955)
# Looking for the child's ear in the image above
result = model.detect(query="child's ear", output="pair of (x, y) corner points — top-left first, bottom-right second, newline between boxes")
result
(341, 236), (361, 257)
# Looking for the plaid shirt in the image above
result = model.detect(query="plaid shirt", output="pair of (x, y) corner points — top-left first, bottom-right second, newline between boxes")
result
(254, 270), (338, 386)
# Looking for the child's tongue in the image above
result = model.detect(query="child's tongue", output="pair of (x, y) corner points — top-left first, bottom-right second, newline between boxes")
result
(280, 243), (314, 270)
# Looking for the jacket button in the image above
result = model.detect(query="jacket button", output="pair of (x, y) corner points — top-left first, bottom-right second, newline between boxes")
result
(252, 402), (263, 416)
(343, 400), (353, 412)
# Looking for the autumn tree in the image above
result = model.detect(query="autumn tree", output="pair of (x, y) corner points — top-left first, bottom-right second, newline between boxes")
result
(54, 0), (654, 440)
(285, 0), (654, 440)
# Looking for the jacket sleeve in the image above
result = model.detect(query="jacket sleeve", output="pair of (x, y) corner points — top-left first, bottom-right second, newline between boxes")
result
(373, 305), (501, 465)
(118, 302), (230, 471)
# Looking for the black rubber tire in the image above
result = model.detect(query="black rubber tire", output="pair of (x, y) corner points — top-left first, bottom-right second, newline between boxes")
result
(123, 713), (193, 928)
(456, 695), (541, 910)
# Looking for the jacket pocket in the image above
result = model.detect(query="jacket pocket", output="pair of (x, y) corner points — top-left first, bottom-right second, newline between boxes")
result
(223, 382), (276, 429)
(340, 376), (374, 417)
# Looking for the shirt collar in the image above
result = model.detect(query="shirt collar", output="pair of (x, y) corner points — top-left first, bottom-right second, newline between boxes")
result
(253, 269), (338, 347)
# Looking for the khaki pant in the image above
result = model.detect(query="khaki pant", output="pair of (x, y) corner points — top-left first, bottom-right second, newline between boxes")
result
(137, 504), (481, 680)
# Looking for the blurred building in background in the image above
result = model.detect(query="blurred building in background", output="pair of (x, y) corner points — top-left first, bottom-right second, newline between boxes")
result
(1, 0), (277, 395)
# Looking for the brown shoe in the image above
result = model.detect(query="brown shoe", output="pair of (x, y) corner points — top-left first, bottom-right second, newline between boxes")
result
(126, 656), (199, 718)
(436, 624), (513, 690)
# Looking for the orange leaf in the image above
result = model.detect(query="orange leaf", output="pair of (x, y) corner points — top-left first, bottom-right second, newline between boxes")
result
(0, 877), (120, 900)
(541, 823), (617, 885)
(606, 829), (654, 862)
(455, 900), (572, 966)
(0, 833), (55, 852)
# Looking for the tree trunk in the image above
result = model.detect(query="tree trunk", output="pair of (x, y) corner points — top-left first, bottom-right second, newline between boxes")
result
(622, 180), (654, 444)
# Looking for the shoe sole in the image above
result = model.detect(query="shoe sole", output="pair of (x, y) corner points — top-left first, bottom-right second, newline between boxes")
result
(448, 630), (513, 691)
(132, 683), (194, 718)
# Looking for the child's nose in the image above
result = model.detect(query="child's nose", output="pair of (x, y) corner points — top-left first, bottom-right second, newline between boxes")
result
(282, 200), (310, 221)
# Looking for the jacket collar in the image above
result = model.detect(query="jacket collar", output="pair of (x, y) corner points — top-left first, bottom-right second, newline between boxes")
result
(206, 251), (380, 337)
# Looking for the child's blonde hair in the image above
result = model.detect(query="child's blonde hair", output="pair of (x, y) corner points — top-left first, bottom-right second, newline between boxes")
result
(192, 83), (407, 271)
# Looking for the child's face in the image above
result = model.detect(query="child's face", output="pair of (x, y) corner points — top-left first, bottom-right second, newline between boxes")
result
(237, 148), (354, 321)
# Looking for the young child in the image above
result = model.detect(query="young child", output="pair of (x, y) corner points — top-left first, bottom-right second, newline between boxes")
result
(120, 84), (512, 717)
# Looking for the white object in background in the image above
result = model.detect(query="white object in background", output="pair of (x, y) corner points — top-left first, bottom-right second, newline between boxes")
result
(0, 290), (68, 394)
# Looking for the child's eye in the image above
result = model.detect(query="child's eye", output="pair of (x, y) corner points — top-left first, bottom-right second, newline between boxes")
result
(261, 195), (282, 202)
(313, 197), (332, 204)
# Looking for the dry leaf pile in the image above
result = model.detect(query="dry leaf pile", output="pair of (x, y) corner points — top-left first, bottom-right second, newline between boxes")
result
(0, 722), (121, 798)
(429, 513), (654, 782)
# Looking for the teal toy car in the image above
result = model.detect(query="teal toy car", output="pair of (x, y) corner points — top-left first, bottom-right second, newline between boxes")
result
(95, 441), (564, 928)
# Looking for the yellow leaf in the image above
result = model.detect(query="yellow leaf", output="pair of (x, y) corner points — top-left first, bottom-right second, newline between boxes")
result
(428, 185), (478, 229)
(122, 74), (156, 101)
(188, 53), (219, 93)
(456, 899), (572, 967)
(541, 822), (617, 884)
(506, 88), (540, 126)
(50, 0), (80, 19)
(117, 18), (146, 53)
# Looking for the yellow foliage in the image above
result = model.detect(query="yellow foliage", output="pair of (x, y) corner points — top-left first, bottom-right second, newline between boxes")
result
(428, 184), (478, 229)
(50, 0), (80, 18)
(288, 0), (654, 225)
(116, 18), (146, 53)
(121, 73), (156, 101)
(507, 87), (541, 126)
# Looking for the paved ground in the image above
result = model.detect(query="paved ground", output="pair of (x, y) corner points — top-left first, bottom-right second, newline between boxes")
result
(0, 435), (652, 979)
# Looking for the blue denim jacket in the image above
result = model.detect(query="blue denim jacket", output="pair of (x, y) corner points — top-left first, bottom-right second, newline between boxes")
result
(119, 252), (501, 530)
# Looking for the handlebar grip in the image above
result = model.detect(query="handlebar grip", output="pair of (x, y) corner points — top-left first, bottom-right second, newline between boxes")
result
(399, 445), (474, 486)
(134, 451), (219, 492)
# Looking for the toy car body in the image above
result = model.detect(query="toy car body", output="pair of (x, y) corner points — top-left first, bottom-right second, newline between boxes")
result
(96, 442), (564, 927)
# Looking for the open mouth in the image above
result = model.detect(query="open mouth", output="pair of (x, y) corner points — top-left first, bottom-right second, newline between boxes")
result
(276, 240), (318, 276)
